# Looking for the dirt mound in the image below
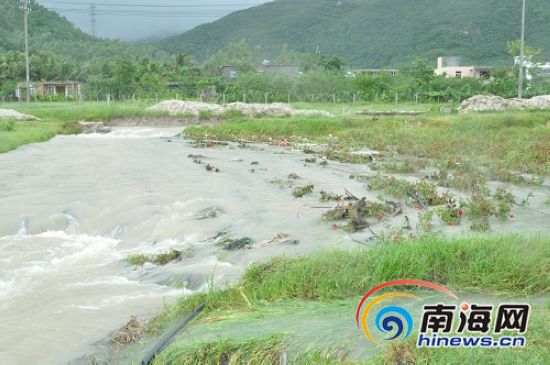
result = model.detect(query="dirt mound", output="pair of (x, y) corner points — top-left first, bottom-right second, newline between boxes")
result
(524, 95), (550, 108)
(459, 95), (550, 113)
(147, 100), (332, 117)
(0, 109), (37, 120)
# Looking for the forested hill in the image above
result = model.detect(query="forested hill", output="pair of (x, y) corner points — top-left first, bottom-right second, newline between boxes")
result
(0, 0), (165, 62)
(154, 0), (550, 67)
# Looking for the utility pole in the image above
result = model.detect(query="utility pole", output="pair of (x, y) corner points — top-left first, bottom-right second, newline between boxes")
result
(90, 4), (97, 37)
(518, 0), (526, 99)
(20, 0), (31, 104)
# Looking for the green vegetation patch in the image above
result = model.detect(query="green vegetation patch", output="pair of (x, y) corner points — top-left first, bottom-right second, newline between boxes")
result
(149, 301), (550, 365)
(185, 111), (550, 177)
(148, 235), (549, 335)
(0, 120), (62, 154)
(152, 334), (286, 365)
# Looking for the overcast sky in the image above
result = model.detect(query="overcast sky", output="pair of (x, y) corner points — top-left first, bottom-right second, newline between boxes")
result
(37, 0), (271, 41)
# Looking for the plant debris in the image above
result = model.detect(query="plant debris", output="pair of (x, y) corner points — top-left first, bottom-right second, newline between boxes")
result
(205, 164), (221, 173)
(323, 195), (399, 233)
(223, 237), (254, 251)
(368, 175), (446, 207)
(110, 316), (145, 348)
(252, 233), (299, 248)
(293, 184), (315, 198)
(320, 190), (343, 202)
(127, 248), (188, 266)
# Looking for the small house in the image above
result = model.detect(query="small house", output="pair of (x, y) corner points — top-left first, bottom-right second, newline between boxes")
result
(15, 81), (80, 100)
(434, 57), (492, 79)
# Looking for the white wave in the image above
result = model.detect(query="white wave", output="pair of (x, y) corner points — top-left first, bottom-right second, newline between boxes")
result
(76, 127), (182, 139)
(65, 276), (140, 288)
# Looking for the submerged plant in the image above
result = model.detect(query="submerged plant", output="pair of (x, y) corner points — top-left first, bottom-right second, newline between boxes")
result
(126, 249), (188, 266)
(368, 175), (445, 207)
(319, 190), (342, 202)
(293, 184), (315, 198)
(436, 205), (464, 226)
(418, 210), (434, 232)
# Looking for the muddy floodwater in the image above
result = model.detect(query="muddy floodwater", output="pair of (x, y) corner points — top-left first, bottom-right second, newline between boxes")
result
(0, 128), (549, 364)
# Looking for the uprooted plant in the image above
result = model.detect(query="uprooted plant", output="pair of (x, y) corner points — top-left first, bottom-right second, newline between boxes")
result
(323, 194), (397, 233)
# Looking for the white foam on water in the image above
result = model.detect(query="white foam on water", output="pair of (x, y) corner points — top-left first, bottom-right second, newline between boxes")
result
(65, 276), (140, 288)
(0, 231), (122, 299)
(75, 127), (182, 139)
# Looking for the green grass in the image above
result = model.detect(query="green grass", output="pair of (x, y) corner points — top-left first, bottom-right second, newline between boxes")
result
(148, 235), (549, 335)
(4, 101), (166, 122)
(152, 334), (286, 365)
(0, 120), (65, 154)
(292, 102), (438, 115)
(149, 301), (550, 365)
(184, 110), (550, 176)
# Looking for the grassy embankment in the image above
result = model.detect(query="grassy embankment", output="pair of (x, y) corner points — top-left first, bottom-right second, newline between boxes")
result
(0, 101), (166, 154)
(146, 235), (549, 364)
(185, 108), (550, 178)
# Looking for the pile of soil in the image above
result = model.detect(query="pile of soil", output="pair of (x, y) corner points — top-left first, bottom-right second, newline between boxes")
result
(459, 95), (550, 113)
(147, 100), (332, 117)
(0, 109), (37, 120)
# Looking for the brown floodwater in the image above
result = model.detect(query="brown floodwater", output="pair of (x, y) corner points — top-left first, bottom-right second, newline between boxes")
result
(0, 127), (548, 364)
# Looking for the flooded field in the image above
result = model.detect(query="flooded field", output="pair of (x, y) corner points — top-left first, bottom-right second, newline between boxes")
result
(0, 127), (548, 364)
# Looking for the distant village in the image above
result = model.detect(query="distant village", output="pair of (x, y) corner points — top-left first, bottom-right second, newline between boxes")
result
(13, 56), (550, 102)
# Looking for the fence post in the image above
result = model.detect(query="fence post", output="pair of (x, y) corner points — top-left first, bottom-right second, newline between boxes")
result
(264, 92), (268, 104)
(395, 92), (398, 104)
(287, 92), (291, 104)
(243, 93), (247, 103)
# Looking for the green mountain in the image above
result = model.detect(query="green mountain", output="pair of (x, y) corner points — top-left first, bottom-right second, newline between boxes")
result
(0, 0), (165, 62)
(155, 0), (550, 68)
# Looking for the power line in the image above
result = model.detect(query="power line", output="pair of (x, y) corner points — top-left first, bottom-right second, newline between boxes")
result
(47, 7), (241, 17)
(41, 1), (264, 8)
(48, 7), (236, 18)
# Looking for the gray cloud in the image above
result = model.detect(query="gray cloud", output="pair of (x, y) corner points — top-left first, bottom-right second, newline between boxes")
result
(37, 0), (270, 41)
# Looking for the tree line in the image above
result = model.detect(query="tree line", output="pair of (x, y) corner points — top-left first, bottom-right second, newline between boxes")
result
(1, 40), (549, 103)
